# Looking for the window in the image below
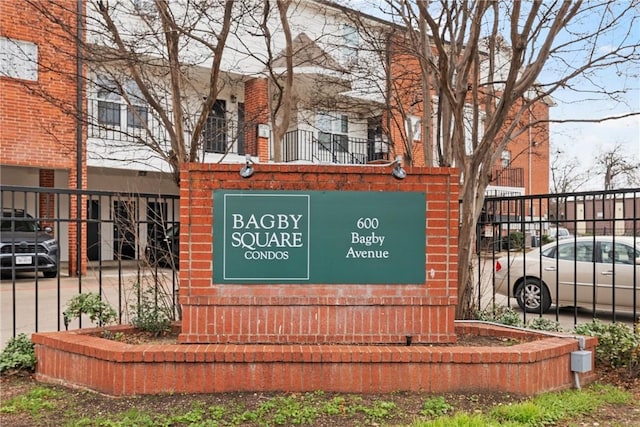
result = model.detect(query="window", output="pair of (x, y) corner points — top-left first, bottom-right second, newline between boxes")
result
(501, 150), (511, 167)
(342, 24), (358, 62)
(405, 115), (421, 142)
(133, 0), (158, 17)
(317, 112), (349, 153)
(127, 105), (147, 129)
(203, 100), (227, 153)
(96, 77), (148, 128)
(317, 112), (348, 135)
(97, 79), (121, 126)
(575, 242), (594, 263)
(0, 37), (38, 81)
(557, 244), (575, 261)
(124, 80), (147, 129)
(602, 242), (639, 265)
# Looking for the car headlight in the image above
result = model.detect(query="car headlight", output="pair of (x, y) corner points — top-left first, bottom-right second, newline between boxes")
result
(42, 239), (58, 247)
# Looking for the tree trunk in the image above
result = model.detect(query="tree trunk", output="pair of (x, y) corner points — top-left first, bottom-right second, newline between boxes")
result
(455, 161), (491, 319)
(456, 182), (478, 319)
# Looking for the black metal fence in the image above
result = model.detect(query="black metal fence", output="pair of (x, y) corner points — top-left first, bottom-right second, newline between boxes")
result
(475, 188), (639, 326)
(1, 185), (637, 347)
(1, 185), (180, 347)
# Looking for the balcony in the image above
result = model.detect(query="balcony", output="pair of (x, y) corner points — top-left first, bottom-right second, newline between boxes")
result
(87, 98), (390, 166)
(491, 167), (524, 188)
(282, 129), (390, 165)
(87, 99), (243, 160)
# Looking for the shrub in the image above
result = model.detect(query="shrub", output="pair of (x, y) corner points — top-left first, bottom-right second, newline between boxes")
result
(0, 334), (36, 374)
(420, 396), (453, 418)
(475, 305), (523, 327)
(476, 306), (563, 332)
(574, 320), (639, 372)
(503, 231), (524, 251)
(526, 317), (563, 332)
(129, 282), (173, 335)
(63, 293), (118, 329)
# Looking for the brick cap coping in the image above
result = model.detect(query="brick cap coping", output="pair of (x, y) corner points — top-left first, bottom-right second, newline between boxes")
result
(32, 322), (596, 365)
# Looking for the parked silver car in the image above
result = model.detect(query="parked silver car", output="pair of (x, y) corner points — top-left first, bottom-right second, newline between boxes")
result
(495, 236), (639, 313)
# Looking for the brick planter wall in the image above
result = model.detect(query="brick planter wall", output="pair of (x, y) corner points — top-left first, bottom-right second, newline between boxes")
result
(33, 322), (598, 396)
(178, 163), (459, 345)
(33, 164), (599, 396)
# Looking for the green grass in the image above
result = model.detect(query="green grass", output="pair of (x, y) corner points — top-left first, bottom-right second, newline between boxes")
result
(0, 386), (61, 419)
(410, 384), (632, 427)
(1, 382), (634, 426)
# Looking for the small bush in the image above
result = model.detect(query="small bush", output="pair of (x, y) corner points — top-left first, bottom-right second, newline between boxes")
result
(0, 334), (36, 374)
(130, 283), (173, 335)
(420, 396), (452, 418)
(574, 320), (639, 372)
(526, 317), (563, 332)
(475, 305), (523, 327)
(503, 231), (524, 251)
(63, 293), (117, 329)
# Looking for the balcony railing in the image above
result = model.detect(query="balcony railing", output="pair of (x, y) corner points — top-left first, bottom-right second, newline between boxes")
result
(491, 167), (524, 188)
(87, 99), (390, 165)
(283, 129), (390, 165)
(87, 98), (243, 157)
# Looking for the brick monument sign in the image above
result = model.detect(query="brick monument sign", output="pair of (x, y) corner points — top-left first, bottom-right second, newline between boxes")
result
(178, 162), (459, 345)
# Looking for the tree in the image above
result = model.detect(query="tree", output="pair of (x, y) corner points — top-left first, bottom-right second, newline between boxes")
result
(594, 143), (640, 191)
(259, 0), (294, 162)
(371, 0), (640, 318)
(10, 1), (640, 318)
(550, 149), (590, 194)
(19, 0), (238, 185)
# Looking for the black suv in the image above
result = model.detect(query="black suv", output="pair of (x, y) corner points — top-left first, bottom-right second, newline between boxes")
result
(0, 209), (59, 278)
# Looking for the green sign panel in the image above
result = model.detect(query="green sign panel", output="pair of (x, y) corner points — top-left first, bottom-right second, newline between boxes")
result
(213, 190), (426, 284)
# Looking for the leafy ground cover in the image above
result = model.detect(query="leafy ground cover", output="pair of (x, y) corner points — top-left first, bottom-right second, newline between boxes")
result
(1, 364), (638, 426)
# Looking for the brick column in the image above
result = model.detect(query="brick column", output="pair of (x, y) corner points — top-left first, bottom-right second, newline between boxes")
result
(244, 78), (269, 159)
(38, 169), (55, 230)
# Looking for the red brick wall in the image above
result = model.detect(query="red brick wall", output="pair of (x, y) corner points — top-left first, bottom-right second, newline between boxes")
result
(0, 1), (79, 172)
(178, 163), (459, 345)
(243, 78), (270, 160)
(38, 169), (55, 230)
(499, 100), (551, 196)
(386, 47), (427, 166)
(387, 35), (551, 195)
(33, 323), (598, 396)
(1, 1), (87, 274)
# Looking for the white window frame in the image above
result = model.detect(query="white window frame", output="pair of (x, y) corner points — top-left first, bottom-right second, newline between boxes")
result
(405, 115), (421, 142)
(124, 80), (147, 129)
(96, 78), (122, 127)
(95, 76), (148, 130)
(342, 24), (359, 63)
(0, 37), (38, 81)
(317, 112), (349, 153)
(501, 150), (511, 167)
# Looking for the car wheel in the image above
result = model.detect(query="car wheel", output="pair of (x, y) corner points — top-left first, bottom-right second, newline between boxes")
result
(515, 279), (551, 313)
(43, 270), (57, 278)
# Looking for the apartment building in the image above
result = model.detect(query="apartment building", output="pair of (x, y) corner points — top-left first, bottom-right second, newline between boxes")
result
(1, 0), (550, 268)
